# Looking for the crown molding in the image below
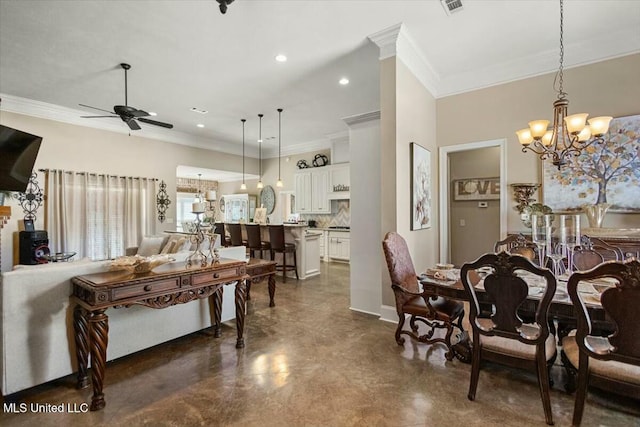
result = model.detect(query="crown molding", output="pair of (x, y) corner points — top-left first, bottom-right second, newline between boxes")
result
(368, 23), (440, 97)
(342, 110), (380, 127)
(325, 130), (349, 144)
(262, 137), (331, 159)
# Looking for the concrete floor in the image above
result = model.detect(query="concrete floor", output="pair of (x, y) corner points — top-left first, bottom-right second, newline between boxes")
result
(1, 262), (638, 426)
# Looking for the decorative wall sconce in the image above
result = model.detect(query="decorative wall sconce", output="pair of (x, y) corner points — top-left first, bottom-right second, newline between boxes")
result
(510, 183), (540, 213)
(156, 180), (171, 223)
(15, 172), (44, 221)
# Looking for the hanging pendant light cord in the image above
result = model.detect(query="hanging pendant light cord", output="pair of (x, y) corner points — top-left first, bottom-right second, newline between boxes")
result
(241, 119), (246, 184)
(259, 114), (263, 179)
(278, 108), (283, 181)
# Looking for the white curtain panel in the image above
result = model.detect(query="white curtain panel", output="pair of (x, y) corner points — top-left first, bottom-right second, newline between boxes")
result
(45, 170), (156, 260)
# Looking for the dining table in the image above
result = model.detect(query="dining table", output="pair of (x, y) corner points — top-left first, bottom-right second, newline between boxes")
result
(419, 267), (614, 362)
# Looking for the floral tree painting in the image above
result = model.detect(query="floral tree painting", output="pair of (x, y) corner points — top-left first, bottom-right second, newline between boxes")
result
(543, 114), (640, 212)
(411, 142), (431, 230)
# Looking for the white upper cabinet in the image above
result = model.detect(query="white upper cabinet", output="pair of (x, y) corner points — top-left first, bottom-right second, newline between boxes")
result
(328, 163), (350, 199)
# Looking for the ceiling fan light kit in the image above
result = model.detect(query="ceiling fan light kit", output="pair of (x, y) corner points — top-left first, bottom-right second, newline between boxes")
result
(80, 63), (174, 131)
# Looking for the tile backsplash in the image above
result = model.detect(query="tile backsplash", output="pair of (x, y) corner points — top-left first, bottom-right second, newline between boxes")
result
(301, 200), (350, 227)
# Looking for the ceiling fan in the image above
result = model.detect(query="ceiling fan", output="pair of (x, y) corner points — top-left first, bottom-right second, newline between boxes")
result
(79, 63), (173, 131)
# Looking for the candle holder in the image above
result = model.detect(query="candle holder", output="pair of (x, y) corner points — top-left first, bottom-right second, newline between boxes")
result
(185, 212), (208, 269)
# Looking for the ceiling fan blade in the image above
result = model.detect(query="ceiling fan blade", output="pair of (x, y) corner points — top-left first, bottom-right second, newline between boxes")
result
(138, 118), (174, 129)
(126, 119), (141, 131)
(130, 109), (149, 118)
(81, 115), (118, 118)
(79, 103), (115, 114)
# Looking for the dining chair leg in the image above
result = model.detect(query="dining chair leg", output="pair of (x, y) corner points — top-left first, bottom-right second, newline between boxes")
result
(395, 312), (406, 345)
(468, 335), (481, 401)
(572, 352), (590, 427)
(293, 250), (299, 279)
(536, 346), (554, 425)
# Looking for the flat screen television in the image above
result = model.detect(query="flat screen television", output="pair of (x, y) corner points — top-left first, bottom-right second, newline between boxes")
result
(0, 125), (43, 192)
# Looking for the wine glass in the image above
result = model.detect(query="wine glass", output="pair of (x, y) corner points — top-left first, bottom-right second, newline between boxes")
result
(561, 214), (580, 273)
(531, 214), (551, 268)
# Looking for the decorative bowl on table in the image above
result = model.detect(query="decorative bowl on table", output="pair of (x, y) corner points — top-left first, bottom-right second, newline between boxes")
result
(110, 254), (174, 274)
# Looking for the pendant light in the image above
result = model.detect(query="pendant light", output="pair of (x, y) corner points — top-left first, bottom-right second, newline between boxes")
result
(257, 113), (264, 189)
(240, 118), (247, 190)
(276, 108), (283, 187)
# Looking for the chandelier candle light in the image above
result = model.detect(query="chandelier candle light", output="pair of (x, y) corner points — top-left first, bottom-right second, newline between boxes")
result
(257, 113), (264, 190)
(516, 0), (612, 169)
(192, 174), (205, 213)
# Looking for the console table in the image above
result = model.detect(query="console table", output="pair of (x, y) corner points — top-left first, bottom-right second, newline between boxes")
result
(245, 258), (277, 306)
(71, 258), (247, 411)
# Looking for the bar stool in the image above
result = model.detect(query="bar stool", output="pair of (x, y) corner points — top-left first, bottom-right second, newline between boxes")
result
(245, 224), (270, 259)
(227, 223), (246, 247)
(268, 225), (298, 282)
(214, 222), (229, 247)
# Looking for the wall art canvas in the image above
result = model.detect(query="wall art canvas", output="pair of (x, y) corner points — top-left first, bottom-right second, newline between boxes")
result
(543, 114), (640, 213)
(410, 142), (431, 230)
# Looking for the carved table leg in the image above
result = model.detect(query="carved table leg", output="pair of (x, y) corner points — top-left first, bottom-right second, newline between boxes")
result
(73, 305), (90, 389)
(268, 274), (276, 307)
(212, 286), (223, 338)
(246, 278), (252, 301)
(88, 309), (109, 411)
(235, 278), (246, 348)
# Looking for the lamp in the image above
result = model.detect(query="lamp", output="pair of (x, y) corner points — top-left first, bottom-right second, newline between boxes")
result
(257, 113), (264, 189)
(192, 174), (205, 213)
(276, 108), (283, 187)
(240, 118), (247, 190)
(516, 0), (612, 169)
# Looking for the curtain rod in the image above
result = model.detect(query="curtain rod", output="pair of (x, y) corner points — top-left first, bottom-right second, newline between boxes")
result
(38, 169), (158, 181)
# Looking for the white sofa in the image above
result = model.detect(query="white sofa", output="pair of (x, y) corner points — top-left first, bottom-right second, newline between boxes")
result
(0, 246), (246, 396)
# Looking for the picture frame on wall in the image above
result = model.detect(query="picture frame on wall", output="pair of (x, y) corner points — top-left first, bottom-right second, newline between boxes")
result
(410, 142), (431, 230)
(542, 114), (640, 213)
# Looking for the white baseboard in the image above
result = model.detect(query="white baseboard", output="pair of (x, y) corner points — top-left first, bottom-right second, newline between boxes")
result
(379, 304), (399, 323)
(348, 306), (380, 317)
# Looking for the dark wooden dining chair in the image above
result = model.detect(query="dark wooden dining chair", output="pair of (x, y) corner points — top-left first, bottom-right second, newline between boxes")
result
(227, 223), (246, 247)
(245, 223), (270, 258)
(214, 222), (229, 247)
(268, 225), (298, 282)
(460, 252), (557, 426)
(572, 246), (605, 271)
(561, 259), (640, 426)
(494, 233), (536, 261)
(382, 232), (464, 361)
(581, 235), (623, 261)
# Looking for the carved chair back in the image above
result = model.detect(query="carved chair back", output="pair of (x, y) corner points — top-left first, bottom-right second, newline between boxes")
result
(494, 234), (536, 261)
(581, 235), (623, 262)
(572, 247), (605, 271)
(460, 252), (556, 345)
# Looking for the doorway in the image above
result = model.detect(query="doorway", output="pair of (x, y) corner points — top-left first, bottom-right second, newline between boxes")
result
(438, 139), (507, 264)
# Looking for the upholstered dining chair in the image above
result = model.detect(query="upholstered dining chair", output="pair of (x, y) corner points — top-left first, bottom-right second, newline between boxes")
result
(227, 223), (246, 247)
(561, 259), (640, 426)
(493, 233), (536, 261)
(245, 223), (270, 259)
(460, 252), (558, 426)
(381, 232), (464, 361)
(580, 235), (623, 262)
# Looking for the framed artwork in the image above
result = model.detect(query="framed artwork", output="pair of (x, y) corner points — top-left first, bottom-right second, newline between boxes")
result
(543, 114), (640, 213)
(253, 207), (267, 225)
(410, 142), (431, 230)
(453, 178), (500, 201)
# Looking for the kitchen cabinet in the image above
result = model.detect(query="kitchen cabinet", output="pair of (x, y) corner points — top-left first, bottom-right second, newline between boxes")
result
(328, 163), (350, 199)
(328, 230), (350, 261)
(294, 168), (329, 214)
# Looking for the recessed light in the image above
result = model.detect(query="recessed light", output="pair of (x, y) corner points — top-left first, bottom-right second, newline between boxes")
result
(275, 54), (287, 63)
(339, 77), (349, 85)
(190, 107), (208, 114)
(148, 111), (158, 116)
(197, 124), (205, 128)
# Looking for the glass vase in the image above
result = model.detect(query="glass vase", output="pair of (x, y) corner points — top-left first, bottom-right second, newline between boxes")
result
(583, 203), (610, 228)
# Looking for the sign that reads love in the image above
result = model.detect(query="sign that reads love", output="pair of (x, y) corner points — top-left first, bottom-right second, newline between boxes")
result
(453, 178), (500, 201)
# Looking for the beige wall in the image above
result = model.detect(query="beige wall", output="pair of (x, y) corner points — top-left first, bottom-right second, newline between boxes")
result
(437, 53), (640, 233)
(0, 111), (256, 271)
(449, 147), (501, 266)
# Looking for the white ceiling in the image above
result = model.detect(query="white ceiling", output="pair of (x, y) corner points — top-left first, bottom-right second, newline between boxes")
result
(1, 0), (639, 165)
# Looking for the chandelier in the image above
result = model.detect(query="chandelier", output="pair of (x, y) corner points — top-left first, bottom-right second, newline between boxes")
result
(516, 0), (612, 169)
